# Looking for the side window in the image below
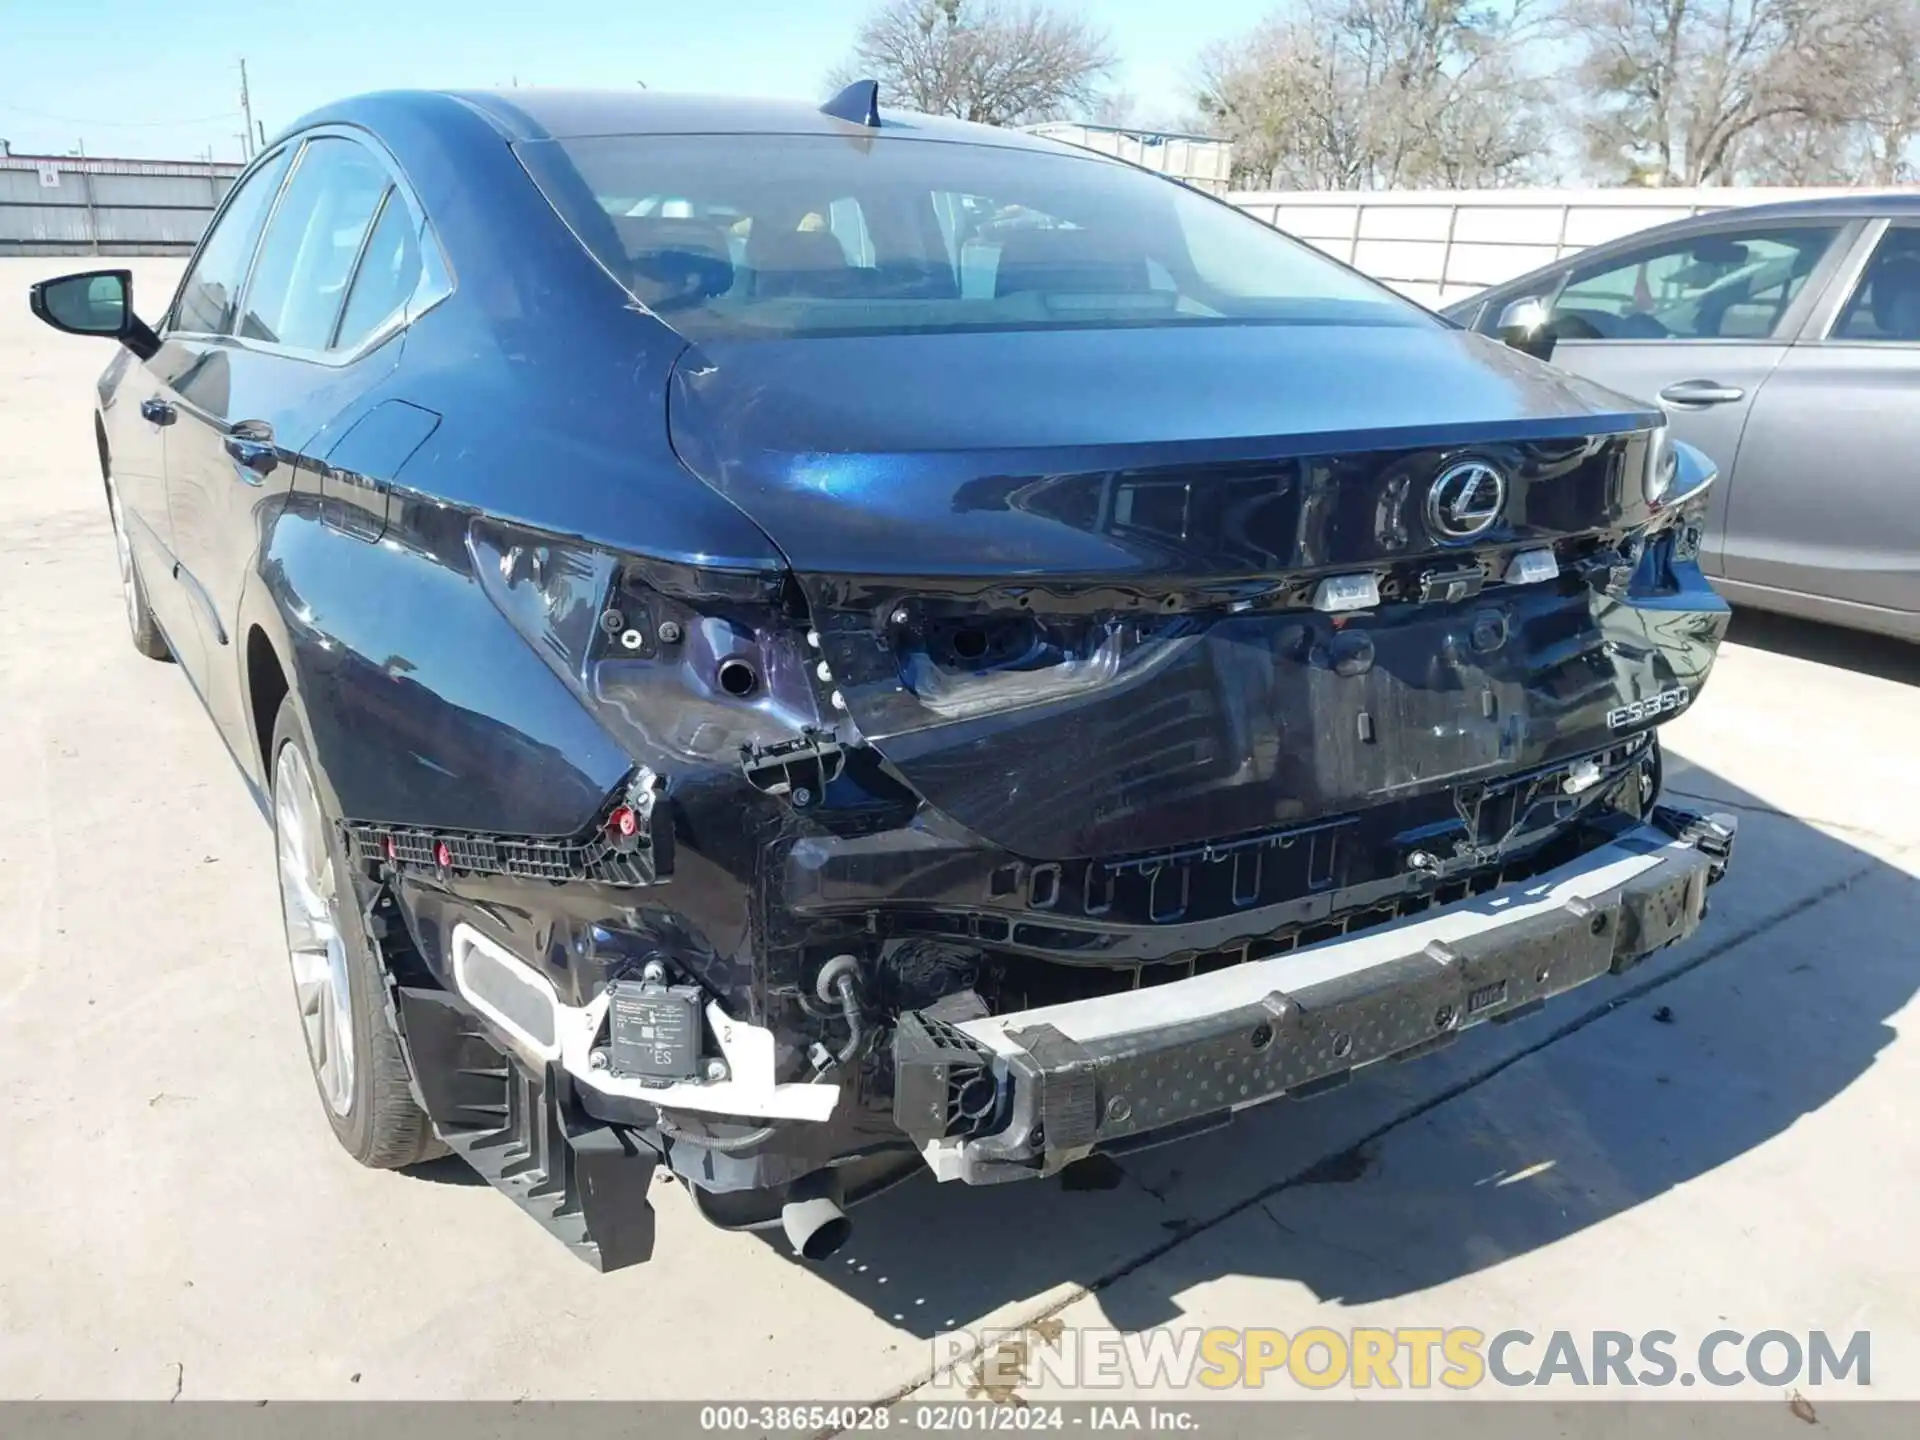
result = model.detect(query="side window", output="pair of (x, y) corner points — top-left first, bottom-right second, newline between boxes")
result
(1550, 226), (1839, 342)
(170, 147), (294, 335)
(1831, 226), (1920, 342)
(333, 190), (423, 351)
(237, 137), (390, 350)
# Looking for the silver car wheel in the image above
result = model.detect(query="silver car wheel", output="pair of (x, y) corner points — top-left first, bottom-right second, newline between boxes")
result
(274, 741), (356, 1117)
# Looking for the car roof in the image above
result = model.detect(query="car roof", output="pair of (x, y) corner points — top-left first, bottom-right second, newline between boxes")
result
(436, 87), (1070, 154)
(1534, 192), (1920, 264)
(1682, 191), (1920, 221)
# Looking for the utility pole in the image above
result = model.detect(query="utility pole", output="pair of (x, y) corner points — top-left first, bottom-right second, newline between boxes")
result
(238, 57), (256, 160)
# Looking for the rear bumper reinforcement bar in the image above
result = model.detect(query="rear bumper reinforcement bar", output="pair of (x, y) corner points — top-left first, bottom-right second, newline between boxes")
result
(897, 806), (1735, 1185)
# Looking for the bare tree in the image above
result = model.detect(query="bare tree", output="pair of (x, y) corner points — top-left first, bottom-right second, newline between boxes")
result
(1193, 0), (1551, 190)
(1738, 0), (1920, 182)
(1086, 90), (1139, 127)
(1553, 0), (1904, 185)
(1853, 0), (1920, 182)
(832, 0), (1117, 128)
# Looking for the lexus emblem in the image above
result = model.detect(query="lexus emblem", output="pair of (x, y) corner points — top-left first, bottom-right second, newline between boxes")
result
(1427, 460), (1507, 542)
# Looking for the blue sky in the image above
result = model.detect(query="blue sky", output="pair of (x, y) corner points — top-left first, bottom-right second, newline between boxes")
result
(0, 0), (1275, 161)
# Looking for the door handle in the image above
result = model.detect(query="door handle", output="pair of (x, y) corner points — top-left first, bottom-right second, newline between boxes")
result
(222, 428), (279, 480)
(1659, 379), (1746, 408)
(140, 397), (176, 426)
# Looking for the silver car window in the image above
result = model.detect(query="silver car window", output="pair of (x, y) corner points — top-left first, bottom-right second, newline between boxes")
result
(1830, 225), (1920, 342)
(1550, 226), (1840, 342)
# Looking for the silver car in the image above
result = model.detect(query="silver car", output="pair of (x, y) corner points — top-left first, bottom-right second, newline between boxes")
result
(1444, 194), (1920, 642)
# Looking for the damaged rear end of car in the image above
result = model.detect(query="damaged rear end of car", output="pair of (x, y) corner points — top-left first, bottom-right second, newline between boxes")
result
(289, 99), (1737, 1270)
(662, 318), (1736, 1195)
(361, 333), (1735, 1271)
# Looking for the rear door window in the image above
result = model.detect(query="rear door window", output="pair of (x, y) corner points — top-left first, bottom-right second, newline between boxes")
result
(1829, 226), (1920, 342)
(237, 137), (390, 351)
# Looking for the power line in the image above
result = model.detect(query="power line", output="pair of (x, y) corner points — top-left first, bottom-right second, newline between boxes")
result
(0, 101), (241, 128)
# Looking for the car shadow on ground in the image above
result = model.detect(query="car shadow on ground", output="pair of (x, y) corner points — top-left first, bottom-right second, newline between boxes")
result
(760, 756), (1918, 1337)
(1726, 606), (1920, 686)
(406, 1154), (489, 1187)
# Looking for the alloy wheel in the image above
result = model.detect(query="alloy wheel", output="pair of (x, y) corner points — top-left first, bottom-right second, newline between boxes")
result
(273, 742), (356, 1117)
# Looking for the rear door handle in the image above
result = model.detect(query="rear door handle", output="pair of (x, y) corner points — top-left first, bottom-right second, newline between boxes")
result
(223, 423), (279, 481)
(140, 397), (175, 426)
(1659, 380), (1746, 408)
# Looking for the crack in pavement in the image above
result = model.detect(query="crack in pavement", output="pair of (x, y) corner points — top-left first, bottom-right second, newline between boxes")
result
(1257, 1201), (1405, 1278)
(839, 857), (1884, 1430)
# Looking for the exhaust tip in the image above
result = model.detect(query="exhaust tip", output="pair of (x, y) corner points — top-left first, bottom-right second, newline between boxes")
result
(781, 1172), (852, 1261)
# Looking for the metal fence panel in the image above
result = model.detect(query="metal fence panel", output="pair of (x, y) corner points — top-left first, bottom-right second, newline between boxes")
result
(87, 171), (227, 207)
(93, 206), (218, 246)
(1229, 185), (1907, 303)
(0, 154), (241, 254)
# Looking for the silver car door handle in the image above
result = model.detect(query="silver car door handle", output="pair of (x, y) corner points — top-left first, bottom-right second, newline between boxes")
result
(1659, 380), (1746, 407)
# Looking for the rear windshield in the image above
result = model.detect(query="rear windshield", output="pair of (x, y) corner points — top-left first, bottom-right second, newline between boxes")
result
(513, 133), (1431, 341)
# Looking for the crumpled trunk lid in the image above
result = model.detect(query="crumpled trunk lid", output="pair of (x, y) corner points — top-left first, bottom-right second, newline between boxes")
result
(667, 325), (1723, 860)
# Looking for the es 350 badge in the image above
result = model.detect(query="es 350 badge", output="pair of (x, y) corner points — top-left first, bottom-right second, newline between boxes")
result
(1608, 687), (1691, 729)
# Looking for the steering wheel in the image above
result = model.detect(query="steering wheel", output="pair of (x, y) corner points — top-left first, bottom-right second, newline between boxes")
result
(1546, 309), (1607, 342)
(1614, 311), (1672, 340)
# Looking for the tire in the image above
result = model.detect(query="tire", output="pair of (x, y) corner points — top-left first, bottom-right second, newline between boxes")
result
(268, 697), (445, 1168)
(107, 479), (172, 661)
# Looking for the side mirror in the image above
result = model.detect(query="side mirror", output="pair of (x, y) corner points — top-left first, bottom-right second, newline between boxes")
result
(1496, 295), (1556, 362)
(28, 269), (160, 359)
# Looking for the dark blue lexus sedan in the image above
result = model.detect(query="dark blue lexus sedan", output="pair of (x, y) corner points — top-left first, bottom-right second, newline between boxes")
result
(29, 84), (1736, 1270)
